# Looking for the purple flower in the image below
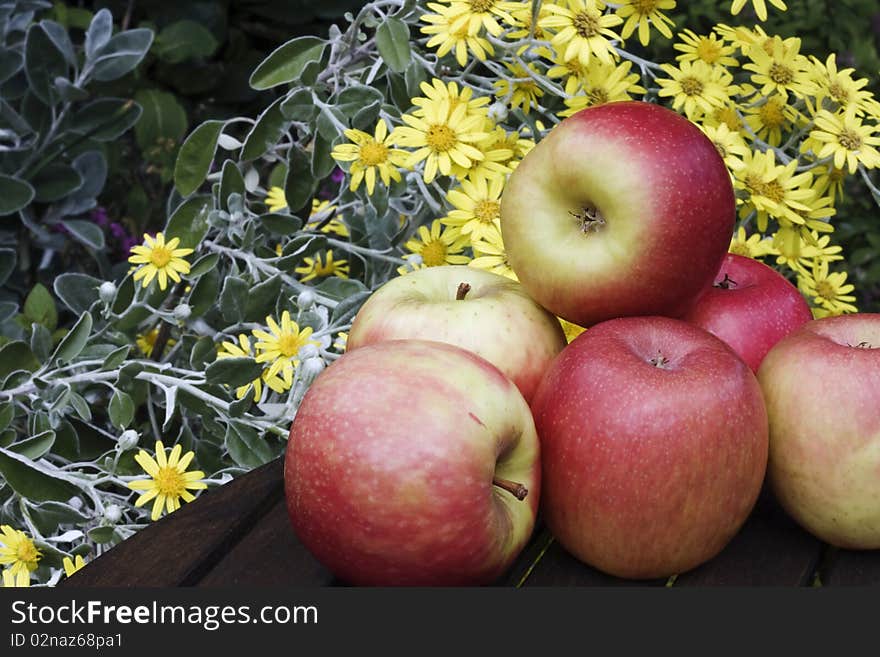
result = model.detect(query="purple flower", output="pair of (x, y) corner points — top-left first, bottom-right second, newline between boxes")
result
(90, 206), (109, 227)
(330, 167), (344, 183)
(110, 222), (127, 239)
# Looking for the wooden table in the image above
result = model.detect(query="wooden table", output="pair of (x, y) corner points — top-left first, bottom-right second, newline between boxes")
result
(61, 457), (880, 587)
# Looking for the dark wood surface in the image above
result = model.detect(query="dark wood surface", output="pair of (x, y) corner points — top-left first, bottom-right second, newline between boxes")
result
(63, 456), (880, 587)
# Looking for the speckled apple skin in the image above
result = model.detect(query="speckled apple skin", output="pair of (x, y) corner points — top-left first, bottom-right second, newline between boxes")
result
(682, 254), (813, 372)
(531, 316), (768, 579)
(500, 101), (735, 327)
(284, 340), (541, 586)
(758, 314), (880, 549)
(347, 266), (567, 403)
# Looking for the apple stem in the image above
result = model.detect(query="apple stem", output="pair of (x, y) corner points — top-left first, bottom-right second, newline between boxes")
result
(456, 282), (471, 300)
(649, 352), (670, 368)
(493, 477), (528, 501)
(714, 273), (738, 289)
(569, 204), (606, 234)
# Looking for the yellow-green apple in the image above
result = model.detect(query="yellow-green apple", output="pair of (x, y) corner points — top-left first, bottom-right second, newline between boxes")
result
(284, 339), (541, 585)
(500, 100), (735, 327)
(530, 316), (768, 579)
(758, 314), (880, 548)
(681, 254), (813, 372)
(346, 265), (566, 403)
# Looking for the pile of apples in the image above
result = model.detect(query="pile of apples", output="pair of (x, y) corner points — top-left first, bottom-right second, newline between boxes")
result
(283, 101), (880, 585)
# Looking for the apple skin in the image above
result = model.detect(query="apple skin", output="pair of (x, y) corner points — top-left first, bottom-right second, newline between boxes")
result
(284, 339), (541, 586)
(346, 265), (567, 403)
(500, 100), (735, 327)
(757, 314), (880, 549)
(681, 253), (814, 372)
(530, 316), (768, 579)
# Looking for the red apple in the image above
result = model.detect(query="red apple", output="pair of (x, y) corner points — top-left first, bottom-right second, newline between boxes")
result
(758, 314), (880, 548)
(500, 100), (735, 327)
(681, 253), (813, 372)
(531, 316), (768, 579)
(284, 339), (541, 585)
(347, 265), (566, 402)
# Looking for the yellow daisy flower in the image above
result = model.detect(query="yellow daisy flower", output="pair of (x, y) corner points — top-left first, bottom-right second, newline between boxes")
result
(674, 29), (739, 68)
(468, 227), (517, 280)
(540, 0), (623, 68)
(265, 186), (288, 213)
(742, 35), (814, 99)
(453, 126), (515, 182)
(615, 0), (676, 47)
(811, 163), (847, 205)
(772, 227), (843, 275)
(447, 0), (521, 37)
(304, 199), (348, 237)
(656, 59), (734, 120)
(63, 555), (86, 578)
(295, 250), (350, 282)
(401, 220), (471, 274)
(420, 2), (495, 67)
(136, 327), (176, 357)
(128, 232), (194, 291)
(252, 311), (320, 385)
(493, 61), (544, 116)
(809, 107), (880, 174)
(730, 0), (787, 22)
(392, 97), (488, 183)
(217, 333), (288, 401)
(128, 441), (208, 522)
(729, 226), (777, 259)
(0, 526), (40, 587)
(798, 259), (858, 316)
(733, 148), (815, 231)
(331, 120), (408, 195)
(2, 568), (27, 587)
(699, 122), (751, 172)
(560, 59), (645, 116)
(808, 54), (876, 116)
(742, 94), (803, 147)
(412, 79), (490, 119)
(441, 176), (504, 242)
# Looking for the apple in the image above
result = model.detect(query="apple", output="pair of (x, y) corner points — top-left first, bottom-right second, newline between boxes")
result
(758, 314), (880, 549)
(346, 265), (567, 403)
(530, 316), (768, 579)
(500, 100), (735, 327)
(284, 339), (541, 585)
(681, 253), (813, 372)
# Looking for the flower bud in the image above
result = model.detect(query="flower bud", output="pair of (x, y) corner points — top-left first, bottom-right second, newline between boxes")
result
(297, 289), (316, 310)
(99, 281), (116, 304)
(118, 429), (139, 451)
(173, 303), (192, 321)
(488, 101), (509, 124)
(298, 343), (320, 361)
(104, 504), (122, 523)
(299, 356), (325, 383)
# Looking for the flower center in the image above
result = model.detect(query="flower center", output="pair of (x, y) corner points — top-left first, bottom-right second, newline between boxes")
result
(420, 239), (448, 266)
(359, 141), (388, 166)
(632, 0), (659, 14)
(149, 246), (172, 268)
(680, 76), (704, 96)
(469, 0), (495, 12)
(426, 124), (456, 153)
(759, 98), (786, 128)
(715, 106), (742, 130)
(829, 81), (850, 104)
(762, 180), (786, 203)
(587, 87), (610, 105)
(729, 242), (750, 257)
(278, 334), (304, 358)
(573, 11), (599, 38)
(815, 280), (835, 300)
(155, 466), (185, 496)
(697, 39), (722, 64)
(474, 200), (500, 224)
(769, 63), (794, 86)
(838, 129), (862, 151)
(15, 540), (38, 567)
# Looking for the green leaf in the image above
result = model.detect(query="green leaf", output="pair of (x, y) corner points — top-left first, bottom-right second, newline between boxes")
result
(71, 150), (107, 201)
(0, 47), (23, 84)
(316, 105), (347, 141)
(108, 389), (134, 430)
(24, 283), (57, 330)
(0, 401), (13, 431)
(134, 88), (188, 150)
(165, 196), (211, 250)
(154, 20), (219, 64)
(0, 342), (40, 383)
(206, 357), (263, 388)
(84, 8), (113, 61)
(61, 219), (105, 250)
(100, 345), (131, 371)
(188, 267), (219, 319)
(376, 18), (411, 73)
(331, 290), (371, 325)
(280, 88), (316, 121)
(9, 430), (55, 460)
(259, 213), (303, 235)
(189, 336), (215, 369)
(219, 276), (249, 323)
(54, 273), (100, 314)
(30, 323), (51, 362)
(68, 98), (143, 142)
(219, 161), (245, 212)
(0, 175), (35, 215)
(189, 253), (220, 278)
(315, 276), (369, 302)
(0, 249), (18, 284)
(68, 391), (92, 421)
(225, 423), (275, 469)
(240, 96), (287, 162)
(40, 20), (76, 67)
(174, 120), (224, 196)
(24, 23), (69, 103)
(87, 526), (117, 544)
(335, 84), (384, 118)
(245, 275), (282, 322)
(89, 28), (154, 82)
(0, 447), (80, 502)
(311, 130), (336, 179)
(51, 311), (92, 365)
(0, 302), (17, 323)
(284, 146), (317, 214)
(30, 163), (83, 202)
(29, 501), (90, 537)
(249, 36), (326, 90)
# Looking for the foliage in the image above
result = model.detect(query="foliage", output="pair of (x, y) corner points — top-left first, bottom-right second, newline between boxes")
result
(3, 0), (880, 586)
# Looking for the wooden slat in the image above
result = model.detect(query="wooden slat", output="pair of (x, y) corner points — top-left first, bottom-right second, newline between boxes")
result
(673, 488), (822, 586)
(820, 547), (880, 586)
(197, 497), (337, 587)
(62, 458), (284, 587)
